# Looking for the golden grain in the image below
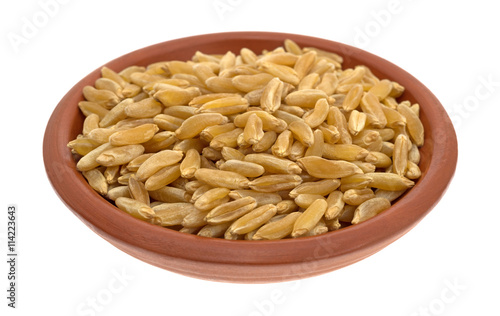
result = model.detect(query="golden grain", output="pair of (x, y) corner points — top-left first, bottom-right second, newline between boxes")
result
(72, 40), (424, 239)
(234, 111), (287, 133)
(175, 113), (228, 139)
(288, 140), (307, 161)
(253, 212), (301, 240)
(360, 92), (387, 128)
(149, 186), (191, 203)
(405, 161), (422, 179)
(243, 113), (265, 145)
(152, 202), (195, 226)
(289, 179), (340, 198)
(249, 174), (303, 193)
(368, 79), (392, 101)
(271, 129), (294, 158)
(205, 76), (240, 93)
(348, 110), (367, 136)
(194, 168), (249, 189)
(228, 204), (278, 235)
(82, 85), (120, 108)
(260, 77), (284, 113)
(180, 148), (201, 179)
(205, 196), (257, 224)
(125, 98), (163, 118)
(153, 114), (184, 131)
(199, 122), (236, 142)
(293, 50), (317, 79)
(294, 194), (326, 208)
(292, 199), (327, 237)
(397, 103), (424, 146)
(197, 222), (232, 238)
(116, 197), (156, 222)
(343, 188), (375, 205)
(288, 120), (315, 147)
(244, 153), (302, 174)
(304, 128), (325, 157)
(135, 150), (183, 181)
(317, 123), (340, 145)
(303, 98), (329, 128)
(107, 186), (131, 201)
(327, 106), (352, 144)
(351, 197), (391, 224)
(284, 89), (328, 108)
(260, 62), (300, 85)
(393, 134), (410, 176)
(298, 156), (362, 179)
(229, 190), (282, 207)
(365, 172), (415, 191)
(142, 131), (177, 153)
(197, 96), (249, 116)
(342, 84), (364, 111)
(275, 200), (299, 215)
(144, 164), (181, 191)
(298, 73), (320, 90)
(109, 123), (159, 146)
(324, 190), (344, 220)
(82, 168), (108, 195)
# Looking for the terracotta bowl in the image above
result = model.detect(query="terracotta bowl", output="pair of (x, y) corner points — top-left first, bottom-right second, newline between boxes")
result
(43, 32), (458, 283)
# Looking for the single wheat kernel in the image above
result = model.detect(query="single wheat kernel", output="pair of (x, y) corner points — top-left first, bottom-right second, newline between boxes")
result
(365, 172), (415, 191)
(248, 174), (303, 193)
(253, 212), (302, 240)
(260, 77), (284, 113)
(194, 168), (249, 189)
(153, 202), (195, 226)
(144, 164), (181, 191)
(194, 187), (231, 212)
(272, 130), (294, 158)
(243, 113), (265, 145)
(82, 168), (108, 195)
(343, 188), (375, 206)
(135, 150), (184, 181)
(229, 190), (282, 207)
(227, 204), (278, 235)
(294, 194), (326, 209)
(128, 175), (150, 206)
(116, 197), (156, 222)
(219, 160), (265, 178)
(351, 197), (391, 224)
(292, 199), (328, 237)
(288, 120), (315, 147)
(397, 103), (424, 146)
(275, 200), (299, 215)
(175, 113), (228, 139)
(289, 179), (340, 198)
(304, 129), (325, 157)
(393, 134), (410, 176)
(297, 156), (363, 179)
(205, 196), (257, 224)
(96, 145), (145, 167)
(284, 89), (328, 108)
(303, 98), (329, 128)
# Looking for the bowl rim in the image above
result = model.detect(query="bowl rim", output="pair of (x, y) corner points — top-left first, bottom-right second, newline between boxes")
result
(43, 31), (458, 272)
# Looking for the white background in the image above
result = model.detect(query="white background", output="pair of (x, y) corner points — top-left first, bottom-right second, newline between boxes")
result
(1, 0), (499, 315)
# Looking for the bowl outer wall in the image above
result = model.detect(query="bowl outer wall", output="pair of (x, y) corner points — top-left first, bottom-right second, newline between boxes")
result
(43, 32), (458, 283)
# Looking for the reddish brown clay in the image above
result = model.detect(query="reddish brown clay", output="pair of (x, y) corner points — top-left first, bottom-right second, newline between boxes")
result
(43, 32), (458, 283)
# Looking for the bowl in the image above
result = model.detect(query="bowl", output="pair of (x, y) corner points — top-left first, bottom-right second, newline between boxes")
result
(43, 31), (458, 283)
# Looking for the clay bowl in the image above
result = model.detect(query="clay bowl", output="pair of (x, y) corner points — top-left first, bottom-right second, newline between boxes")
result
(43, 32), (458, 283)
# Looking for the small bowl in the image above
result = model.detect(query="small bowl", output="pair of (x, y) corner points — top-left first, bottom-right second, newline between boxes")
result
(43, 32), (458, 283)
